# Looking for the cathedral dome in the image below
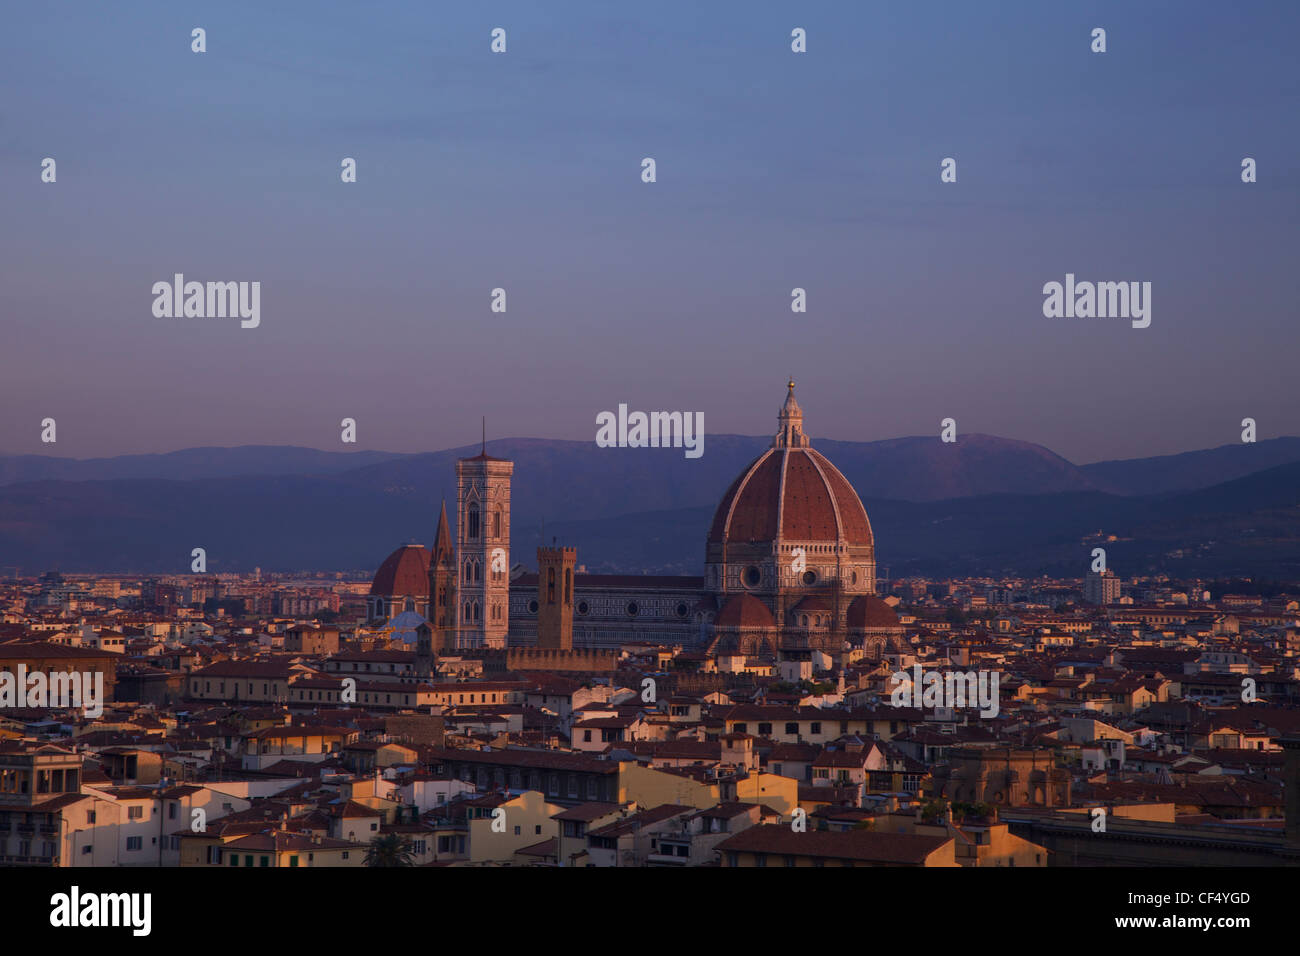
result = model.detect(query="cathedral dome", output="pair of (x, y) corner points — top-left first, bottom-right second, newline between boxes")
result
(370, 544), (430, 597)
(707, 382), (874, 553)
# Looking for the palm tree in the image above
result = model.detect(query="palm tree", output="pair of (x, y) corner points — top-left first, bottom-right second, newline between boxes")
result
(364, 833), (415, 867)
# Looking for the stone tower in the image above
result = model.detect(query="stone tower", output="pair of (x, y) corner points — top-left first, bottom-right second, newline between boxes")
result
(537, 546), (576, 650)
(455, 440), (513, 649)
(422, 500), (457, 669)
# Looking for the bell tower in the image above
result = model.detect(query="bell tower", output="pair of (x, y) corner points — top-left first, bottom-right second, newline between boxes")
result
(455, 429), (513, 649)
(537, 546), (576, 650)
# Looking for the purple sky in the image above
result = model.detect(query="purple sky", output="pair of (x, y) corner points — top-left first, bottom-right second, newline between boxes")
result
(1, 0), (1296, 464)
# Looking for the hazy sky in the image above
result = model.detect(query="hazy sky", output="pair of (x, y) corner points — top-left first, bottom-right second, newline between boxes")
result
(2, 0), (1296, 464)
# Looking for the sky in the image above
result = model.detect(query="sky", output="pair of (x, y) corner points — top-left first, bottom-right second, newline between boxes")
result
(1, 0), (1296, 464)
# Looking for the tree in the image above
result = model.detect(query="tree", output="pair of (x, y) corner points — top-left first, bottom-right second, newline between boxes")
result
(364, 833), (415, 867)
(920, 799), (948, 824)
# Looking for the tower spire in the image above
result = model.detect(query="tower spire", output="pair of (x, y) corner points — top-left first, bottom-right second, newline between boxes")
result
(482, 416), (486, 455)
(432, 499), (453, 563)
(774, 379), (807, 448)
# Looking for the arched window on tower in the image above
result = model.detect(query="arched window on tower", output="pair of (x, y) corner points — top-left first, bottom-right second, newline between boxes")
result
(547, 568), (556, 604)
(493, 507), (502, 539)
(468, 503), (480, 540)
(565, 569), (572, 605)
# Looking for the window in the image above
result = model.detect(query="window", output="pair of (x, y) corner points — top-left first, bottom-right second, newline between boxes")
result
(128, 805), (144, 820)
(126, 837), (142, 851)
(810, 722), (821, 735)
(289, 856), (299, 868)
(785, 722), (798, 735)
(493, 508), (502, 538)
(468, 504), (480, 540)
(229, 853), (238, 866)
(260, 856), (270, 867)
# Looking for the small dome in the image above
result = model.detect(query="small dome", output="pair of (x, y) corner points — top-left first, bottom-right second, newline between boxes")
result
(370, 544), (430, 597)
(715, 594), (775, 629)
(846, 595), (899, 628)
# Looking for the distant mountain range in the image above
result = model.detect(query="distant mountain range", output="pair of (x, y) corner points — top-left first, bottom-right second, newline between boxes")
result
(1, 435), (1297, 579)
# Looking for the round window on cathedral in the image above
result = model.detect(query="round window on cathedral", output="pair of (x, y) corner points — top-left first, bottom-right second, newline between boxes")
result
(577, 601), (589, 615)
(802, 570), (817, 586)
(626, 602), (639, 617)
(851, 570), (859, 585)
(528, 600), (539, 614)
(743, 566), (761, 587)
(676, 602), (689, 617)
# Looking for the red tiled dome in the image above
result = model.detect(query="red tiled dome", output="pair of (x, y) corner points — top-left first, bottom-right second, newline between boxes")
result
(791, 595), (835, 614)
(715, 594), (776, 629)
(708, 447), (874, 549)
(369, 544), (430, 597)
(846, 595), (899, 628)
